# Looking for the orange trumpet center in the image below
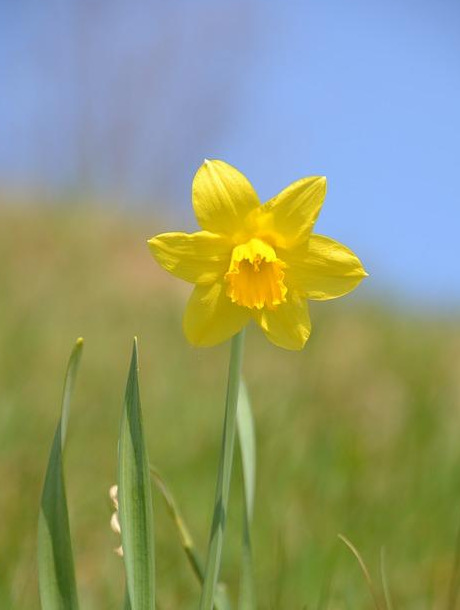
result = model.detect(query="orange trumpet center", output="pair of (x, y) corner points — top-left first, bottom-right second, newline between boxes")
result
(224, 238), (288, 310)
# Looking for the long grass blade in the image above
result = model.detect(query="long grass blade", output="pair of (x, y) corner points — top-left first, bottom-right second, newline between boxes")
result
(123, 590), (132, 610)
(150, 468), (231, 610)
(38, 338), (83, 610)
(118, 338), (155, 610)
(150, 468), (203, 582)
(338, 534), (382, 610)
(199, 330), (246, 610)
(380, 547), (394, 610)
(236, 380), (256, 610)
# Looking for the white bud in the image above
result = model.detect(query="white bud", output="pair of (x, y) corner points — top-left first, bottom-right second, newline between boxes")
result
(110, 511), (121, 535)
(109, 485), (119, 510)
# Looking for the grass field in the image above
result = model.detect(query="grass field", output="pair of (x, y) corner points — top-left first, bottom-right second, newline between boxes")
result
(1, 203), (460, 609)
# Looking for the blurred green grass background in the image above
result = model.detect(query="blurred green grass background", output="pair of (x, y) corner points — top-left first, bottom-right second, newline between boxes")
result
(1, 203), (460, 610)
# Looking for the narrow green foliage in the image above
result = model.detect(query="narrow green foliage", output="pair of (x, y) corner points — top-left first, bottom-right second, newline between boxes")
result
(118, 338), (155, 610)
(380, 548), (394, 610)
(200, 331), (246, 610)
(236, 380), (256, 610)
(150, 468), (231, 610)
(150, 468), (203, 581)
(338, 534), (382, 610)
(37, 338), (83, 610)
(123, 590), (132, 610)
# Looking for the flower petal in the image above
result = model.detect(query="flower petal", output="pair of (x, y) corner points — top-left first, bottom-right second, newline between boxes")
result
(147, 231), (231, 284)
(192, 160), (261, 236)
(283, 234), (368, 300)
(254, 295), (311, 350)
(183, 281), (251, 347)
(260, 176), (326, 247)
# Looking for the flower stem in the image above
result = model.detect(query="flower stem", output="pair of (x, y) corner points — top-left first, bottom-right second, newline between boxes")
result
(199, 330), (246, 610)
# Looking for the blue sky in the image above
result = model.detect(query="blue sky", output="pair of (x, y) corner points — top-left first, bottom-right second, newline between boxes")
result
(222, 0), (460, 305)
(1, 0), (459, 306)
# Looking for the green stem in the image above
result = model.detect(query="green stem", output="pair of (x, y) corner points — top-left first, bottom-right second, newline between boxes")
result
(199, 330), (246, 610)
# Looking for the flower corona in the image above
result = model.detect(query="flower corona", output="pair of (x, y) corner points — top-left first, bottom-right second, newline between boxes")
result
(225, 238), (287, 310)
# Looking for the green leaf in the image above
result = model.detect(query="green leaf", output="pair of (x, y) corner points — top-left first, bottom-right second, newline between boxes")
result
(150, 467), (232, 610)
(38, 338), (83, 610)
(380, 548), (394, 610)
(118, 338), (155, 610)
(123, 590), (132, 610)
(150, 468), (203, 582)
(237, 381), (255, 524)
(236, 380), (256, 610)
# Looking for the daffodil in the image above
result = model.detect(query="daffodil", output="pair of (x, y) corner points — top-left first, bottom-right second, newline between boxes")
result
(148, 160), (367, 350)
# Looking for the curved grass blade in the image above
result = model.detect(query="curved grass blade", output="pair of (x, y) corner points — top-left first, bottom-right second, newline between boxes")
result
(118, 338), (155, 610)
(236, 380), (256, 610)
(338, 534), (382, 610)
(150, 468), (231, 610)
(150, 468), (202, 582)
(38, 337), (83, 610)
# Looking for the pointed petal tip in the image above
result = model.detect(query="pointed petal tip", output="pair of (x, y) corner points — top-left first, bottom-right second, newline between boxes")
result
(202, 157), (220, 168)
(146, 237), (158, 254)
(147, 236), (163, 252)
(308, 175), (327, 186)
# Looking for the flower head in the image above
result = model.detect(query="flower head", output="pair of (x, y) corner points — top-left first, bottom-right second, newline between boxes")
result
(148, 160), (367, 350)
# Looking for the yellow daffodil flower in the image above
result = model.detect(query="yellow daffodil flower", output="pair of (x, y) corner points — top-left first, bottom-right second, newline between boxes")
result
(148, 160), (367, 350)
